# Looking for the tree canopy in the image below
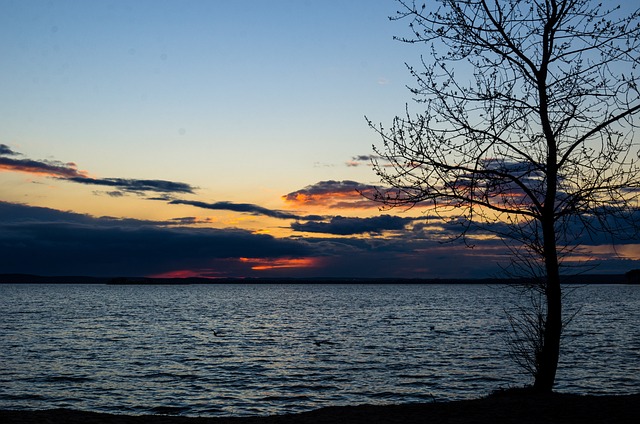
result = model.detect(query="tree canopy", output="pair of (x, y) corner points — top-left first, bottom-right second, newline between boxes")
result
(369, 0), (640, 391)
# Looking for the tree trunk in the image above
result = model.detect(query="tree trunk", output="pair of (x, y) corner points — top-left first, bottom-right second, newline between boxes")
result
(534, 30), (562, 390)
(534, 216), (562, 392)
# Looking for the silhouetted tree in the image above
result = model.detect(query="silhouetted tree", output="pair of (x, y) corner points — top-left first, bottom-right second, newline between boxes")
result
(368, 0), (640, 392)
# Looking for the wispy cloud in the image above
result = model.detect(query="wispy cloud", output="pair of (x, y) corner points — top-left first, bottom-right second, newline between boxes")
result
(0, 156), (88, 178)
(169, 216), (213, 225)
(170, 199), (325, 220)
(0, 145), (196, 195)
(345, 154), (379, 167)
(96, 190), (126, 198)
(68, 176), (195, 194)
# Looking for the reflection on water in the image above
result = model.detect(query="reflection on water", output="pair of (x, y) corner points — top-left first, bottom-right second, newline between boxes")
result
(0, 283), (638, 416)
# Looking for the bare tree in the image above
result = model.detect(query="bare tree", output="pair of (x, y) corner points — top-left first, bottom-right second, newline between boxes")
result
(368, 0), (640, 392)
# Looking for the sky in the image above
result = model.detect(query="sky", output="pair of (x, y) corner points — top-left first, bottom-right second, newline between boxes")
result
(1, 0), (639, 279)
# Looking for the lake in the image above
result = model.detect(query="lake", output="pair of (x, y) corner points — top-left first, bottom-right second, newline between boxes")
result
(0, 283), (638, 416)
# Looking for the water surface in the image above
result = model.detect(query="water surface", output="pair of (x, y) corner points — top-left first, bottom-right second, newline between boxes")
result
(0, 283), (638, 416)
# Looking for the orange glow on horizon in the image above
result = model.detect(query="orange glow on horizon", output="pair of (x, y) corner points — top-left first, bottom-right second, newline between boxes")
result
(149, 269), (218, 279)
(239, 257), (318, 270)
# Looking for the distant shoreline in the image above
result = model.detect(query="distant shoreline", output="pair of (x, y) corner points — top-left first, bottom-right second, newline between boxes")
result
(0, 273), (633, 285)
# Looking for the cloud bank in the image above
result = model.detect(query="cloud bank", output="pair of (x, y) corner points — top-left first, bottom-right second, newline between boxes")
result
(0, 201), (314, 277)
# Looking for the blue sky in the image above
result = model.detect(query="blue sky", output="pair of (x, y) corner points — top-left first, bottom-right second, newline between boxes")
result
(1, 0), (639, 279)
(1, 0), (411, 199)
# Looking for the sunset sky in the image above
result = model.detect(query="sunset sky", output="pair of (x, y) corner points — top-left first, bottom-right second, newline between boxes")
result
(2, 0), (639, 279)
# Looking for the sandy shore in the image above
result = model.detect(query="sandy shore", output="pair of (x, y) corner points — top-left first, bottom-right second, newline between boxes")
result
(1, 392), (639, 424)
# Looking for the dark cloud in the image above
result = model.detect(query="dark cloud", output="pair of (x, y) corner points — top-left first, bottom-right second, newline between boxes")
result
(0, 201), (171, 228)
(170, 199), (325, 220)
(0, 201), (98, 225)
(291, 214), (416, 235)
(559, 206), (640, 246)
(353, 155), (377, 161)
(0, 144), (18, 156)
(68, 176), (195, 194)
(147, 195), (177, 201)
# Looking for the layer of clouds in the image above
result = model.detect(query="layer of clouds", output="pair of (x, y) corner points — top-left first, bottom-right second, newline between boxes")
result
(0, 144), (196, 195)
(3, 143), (637, 278)
(3, 201), (635, 279)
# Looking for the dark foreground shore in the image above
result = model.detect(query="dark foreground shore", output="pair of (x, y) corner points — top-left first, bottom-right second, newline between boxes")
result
(1, 392), (639, 424)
